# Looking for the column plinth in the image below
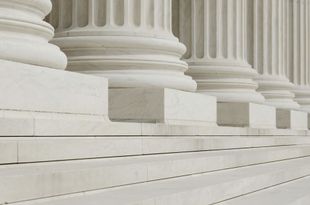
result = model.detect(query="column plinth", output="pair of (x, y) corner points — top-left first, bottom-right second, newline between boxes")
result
(174, 0), (264, 103)
(248, 0), (299, 109)
(48, 0), (197, 92)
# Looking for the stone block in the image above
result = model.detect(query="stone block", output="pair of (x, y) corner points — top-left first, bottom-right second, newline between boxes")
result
(0, 60), (110, 136)
(217, 102), (276, 128)
(0, 140), (17, 164)
(276, 109), (308, 130)
(109, 88), (217, 126)
(0, 60), (108, 116)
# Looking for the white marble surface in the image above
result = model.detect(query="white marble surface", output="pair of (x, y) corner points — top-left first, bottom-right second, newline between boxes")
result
(290, 0), (310, 111)
(248, 0), (299, 109)
(175, 0), (264, 103)
(0, 60), (108, 116)
(109, 88), (217, 126)
(11, 157), (310, 205)
(2, 145), (310, 203)
(217, 176), (310, 205)
(0, 0), (67, 69)
(2, 136), (310, 164)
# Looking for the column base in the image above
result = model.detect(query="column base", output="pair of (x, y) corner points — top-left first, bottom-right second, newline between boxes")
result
(276, 109), (308, 130)
(218, 102), (276, 128)
(256, 75), (300, 109)
(188, 62), (265, 103)
(109, 88), (217, 126)
(294, 85), (310, 112)
(52, 35), (197, 92)
(0, 60), (110, 136)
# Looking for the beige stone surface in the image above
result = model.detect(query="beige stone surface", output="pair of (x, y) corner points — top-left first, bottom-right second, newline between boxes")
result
(218, 102), (276, 128)
(277, 109), (308, 130)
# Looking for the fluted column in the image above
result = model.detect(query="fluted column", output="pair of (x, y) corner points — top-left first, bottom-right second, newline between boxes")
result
(48, 0), (196, 92)
(0, 0), (66, 69)
(173, 0), (264, 103)
(290, 0), (310, 111)
(247, 0), (299, 109)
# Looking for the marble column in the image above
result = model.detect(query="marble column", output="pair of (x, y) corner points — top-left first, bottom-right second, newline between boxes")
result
(48, 0), (197, 92)
(290, 0), (310, 111)
(247, 0), (299, 109)
(173, 0), (264, 103)
(0, 0), (67, 69)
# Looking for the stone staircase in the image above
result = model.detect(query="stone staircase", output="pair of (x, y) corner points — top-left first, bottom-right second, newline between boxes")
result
(217, 176), (310, 205)
(1, 133), (310, 205)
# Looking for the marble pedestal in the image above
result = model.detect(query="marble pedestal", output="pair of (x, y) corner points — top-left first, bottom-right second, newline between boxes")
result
(109, 88), (217, 126)
(0, 60), (109, 136)
(218, 103), (276, 129)
(276, 109), (308, 130)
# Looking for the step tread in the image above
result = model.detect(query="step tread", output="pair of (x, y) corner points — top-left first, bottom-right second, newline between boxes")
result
(2, 136), (310, 164)
(218, 176), (310, 205)
(2, 144), (310, 176)
(3, 145), (310, 204)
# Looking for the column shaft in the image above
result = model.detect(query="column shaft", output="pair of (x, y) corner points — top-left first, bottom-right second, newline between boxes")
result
(291, 0), (310, 111)
(48, 0), (196, 91)
(174, 0), (264, 103)
(248, 0), (299, 109)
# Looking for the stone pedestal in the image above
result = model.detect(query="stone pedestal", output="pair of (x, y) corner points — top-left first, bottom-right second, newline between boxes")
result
(218, 103), (276, 129)
(174, 0), (264, 103)
(48, 0), (197, 92)
(109, 88), (217, 126)
(0, 60), (109, 136)
(0, 0), (110, 136)
(277, 109), (308, 130)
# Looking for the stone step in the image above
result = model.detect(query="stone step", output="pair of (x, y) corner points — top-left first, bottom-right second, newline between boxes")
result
(2, 136), (310, 164)
(12, 156), (310, 205)
(217, 176), (310, 205)
(290, 195), (310, 205)
(2, 145), (310, 204)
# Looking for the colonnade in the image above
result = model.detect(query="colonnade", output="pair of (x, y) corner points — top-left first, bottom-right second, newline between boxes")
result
(1, 0), (310, 128)
(45, 0), (310, 110)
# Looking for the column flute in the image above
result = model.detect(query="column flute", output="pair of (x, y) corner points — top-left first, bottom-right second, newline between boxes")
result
(174, 0), (264, 103)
